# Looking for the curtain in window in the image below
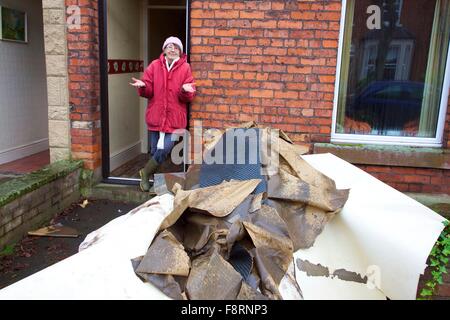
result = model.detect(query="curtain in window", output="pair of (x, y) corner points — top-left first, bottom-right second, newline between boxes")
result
(418, 0), (450, 137)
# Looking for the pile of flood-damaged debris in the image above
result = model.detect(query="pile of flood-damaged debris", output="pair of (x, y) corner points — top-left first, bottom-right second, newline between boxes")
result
(131, 123), (350, 300)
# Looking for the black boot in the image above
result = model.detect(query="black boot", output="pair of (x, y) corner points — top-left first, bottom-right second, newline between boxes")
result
(139, 158), (159, 192)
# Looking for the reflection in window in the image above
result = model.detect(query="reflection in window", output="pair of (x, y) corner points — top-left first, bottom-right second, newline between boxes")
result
(336, 0), (450, 138)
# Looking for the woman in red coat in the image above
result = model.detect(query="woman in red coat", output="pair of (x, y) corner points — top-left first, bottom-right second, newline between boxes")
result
(130, 36), (196, 192)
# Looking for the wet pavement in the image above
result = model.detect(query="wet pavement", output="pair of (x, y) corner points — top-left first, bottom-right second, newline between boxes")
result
(0, 199), (138, 290)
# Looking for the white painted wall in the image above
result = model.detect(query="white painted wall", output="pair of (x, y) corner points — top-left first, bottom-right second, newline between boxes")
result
(107, 0), (142, 170)
(0, 0), (48, 164)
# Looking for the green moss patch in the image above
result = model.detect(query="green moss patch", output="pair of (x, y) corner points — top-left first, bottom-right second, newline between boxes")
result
(0, 160), (83, 207)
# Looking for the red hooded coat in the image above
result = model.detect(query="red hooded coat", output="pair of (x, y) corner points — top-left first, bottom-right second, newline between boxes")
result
(138, 53), (195, 133)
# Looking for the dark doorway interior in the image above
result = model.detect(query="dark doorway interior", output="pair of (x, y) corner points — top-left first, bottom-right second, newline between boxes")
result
(148, 8), (186, 62)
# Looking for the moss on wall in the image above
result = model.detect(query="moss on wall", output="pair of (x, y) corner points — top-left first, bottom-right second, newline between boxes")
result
(0, 160), (83, 207)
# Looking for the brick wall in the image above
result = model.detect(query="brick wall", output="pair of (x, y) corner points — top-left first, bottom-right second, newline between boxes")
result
(62, 0), (449, 190)
(188, 0), (449, 195)
(0, 170), (81, 249)
(189, 0), (341, 144)
(358, 165), (450, 195)
(66, 0), (101, 171)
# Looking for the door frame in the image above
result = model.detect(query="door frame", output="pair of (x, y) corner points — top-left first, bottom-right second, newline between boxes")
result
(98, 0), (191, 185)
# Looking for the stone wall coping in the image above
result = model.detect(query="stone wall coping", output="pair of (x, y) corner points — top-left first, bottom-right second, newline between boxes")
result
(0, 160), (83, 207)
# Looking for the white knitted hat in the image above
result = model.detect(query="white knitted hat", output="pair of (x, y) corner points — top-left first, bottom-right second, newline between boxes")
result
(162, 36), (183, 53)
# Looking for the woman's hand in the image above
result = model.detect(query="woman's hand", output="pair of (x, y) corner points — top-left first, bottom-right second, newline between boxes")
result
(182, 83), (196, 93)
(130, 77), (146, 88)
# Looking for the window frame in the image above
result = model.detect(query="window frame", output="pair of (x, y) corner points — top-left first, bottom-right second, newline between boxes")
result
(331, 0), (450, 147)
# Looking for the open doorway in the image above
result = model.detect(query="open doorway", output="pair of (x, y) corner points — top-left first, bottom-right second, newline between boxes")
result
(101, 0), (189, 184)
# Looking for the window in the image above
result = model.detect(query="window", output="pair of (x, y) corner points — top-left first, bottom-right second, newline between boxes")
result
(333, 0), (450, 146)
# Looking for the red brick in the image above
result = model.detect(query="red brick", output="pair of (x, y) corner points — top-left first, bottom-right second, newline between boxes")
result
(256, 73), (269, 81)
(263, 47), (287, 56)
(214, 63), (237, 71)
(191, 46), (213, 54)
(224, 89), (249, 96)
(277, 21), (303, 29)
(262, 64), (287, 73)
(237, 98), (260, 106)
(239, 47), (263, 55)
(264, 29), (289, 38)
(315, 109), (333, 117)
(232, 72), (245, 80)
(240, 11), (265, 19)
(301, 58), (327, 66)
(319, 75), (336, 83)
(215, 10), (239, 19)
(290, 30), (315, 39)
(303, 21), (329, 30)
(315, 30), (340, 40)
(404, 175), (431, 184)
(316, 11), (342, 21)
(286, 100), (311, 109)
(252, 20), (277, 29)
(191, 28), (214, 36)
(191, 19), (202, 27)
(291, 11), (316, 20)
(228, 20), (251, 28)
(72, 143), (100, 153)
(191, 9), (214, 19)
(214, 46), (238, 54)
(71, 136), (99, 145)
(215, 28), (239, 37)
(302, 109), (314, 117)
(272, 2), (285, 10)
(70, 113), (82, 121)
(249, 90), (274, 98)
(244, 2), (270, 10)
(274, 91), (298, 100)
(251, 56), (275, 64)
(287, 66), (312, 74)
(323, 40), (339, 48)
(311, 84), (334, 92)
(262, 82), (284, 90)
(287, 48), (312, 57)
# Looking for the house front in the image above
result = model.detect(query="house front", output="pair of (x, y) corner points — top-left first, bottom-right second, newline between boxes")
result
(63, 0), (450, 194)
(0, 0), (449, 299)
(1, 0), (449, 193)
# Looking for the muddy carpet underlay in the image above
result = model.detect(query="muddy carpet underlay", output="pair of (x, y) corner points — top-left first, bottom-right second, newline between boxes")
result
(132, 124), (350, 300)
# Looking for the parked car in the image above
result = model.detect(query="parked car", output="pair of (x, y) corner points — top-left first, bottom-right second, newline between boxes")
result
(346, 81), (424, 135)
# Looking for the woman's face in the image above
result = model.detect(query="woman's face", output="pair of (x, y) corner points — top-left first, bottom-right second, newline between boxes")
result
(164, 43), (181, 61)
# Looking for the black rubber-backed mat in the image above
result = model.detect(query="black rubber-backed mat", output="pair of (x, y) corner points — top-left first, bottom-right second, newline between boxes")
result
(228, 243), (253, 281)
(199, 128), (267, 194)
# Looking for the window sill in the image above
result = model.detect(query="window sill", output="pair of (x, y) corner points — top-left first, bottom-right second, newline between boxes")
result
(313, 143), (450, 170)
